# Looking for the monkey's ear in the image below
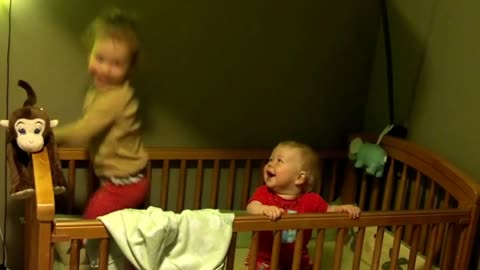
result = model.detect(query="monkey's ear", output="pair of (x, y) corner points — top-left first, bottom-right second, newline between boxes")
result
(0, 120), (9, 128)
(50, 120), (59, 128)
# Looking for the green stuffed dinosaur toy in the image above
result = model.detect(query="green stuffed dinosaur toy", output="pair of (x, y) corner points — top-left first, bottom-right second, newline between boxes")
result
(348, 125), (394, 178)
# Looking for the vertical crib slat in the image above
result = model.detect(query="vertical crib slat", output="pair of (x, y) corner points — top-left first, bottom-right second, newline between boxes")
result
(193, 160), (204, 209)
(370, 180), (380, 211)
(225, 232), (237, 270)
(327, 160), (338, 202)
(407, 225), (421, 270)
(176, 160), (187, 212)
(314, 160), (324, 195)
(426, 181), (436, 209)
(435, 194), (450, 259)
(351, 227), (366, 270)
(424, 224), (439, 270)
(67, 160), (76, 213)
(271, 231), (282, 270)
(257, 159), (267, 187)
(241, 160), (252, 208)
(248, 232), (260, 270)
(144, 160), (152, 207)
(87, 163), (96, 197)
(440, 223), (456, 269)
(394, 164), (408, 210)
(388, 226), (404, 270)
(405, 170), (422, 243)
(358, 173), (367, 210)
(332, 228), (346, 270)
(453, 226), (467, 270)
(382, 159), (395, 211)
(341, 160), (358, 204)
(411, 171), (423, 208)
(312, 229), (326, 270)
(371, 226), (385, 269)
(420, 180), (436, 253)
(226, 160), (236, 210)
(98, 238), (110, 270)
(292, 230), (305, 270)
(443, 192), (451, 208)
(210, 160), (220, 208)
(160, 160), (170, 209)
(69, 240), (81, 270)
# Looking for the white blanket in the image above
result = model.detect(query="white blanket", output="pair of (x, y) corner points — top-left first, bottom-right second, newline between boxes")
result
(96, 207), (235, 270)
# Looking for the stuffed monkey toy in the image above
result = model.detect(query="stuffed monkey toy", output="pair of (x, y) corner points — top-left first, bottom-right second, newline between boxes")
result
(0, 80), (67, 199)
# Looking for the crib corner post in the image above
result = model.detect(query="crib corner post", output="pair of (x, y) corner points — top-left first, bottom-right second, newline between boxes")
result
(25, 197), (54, 270)
(24, 148), (56, 270)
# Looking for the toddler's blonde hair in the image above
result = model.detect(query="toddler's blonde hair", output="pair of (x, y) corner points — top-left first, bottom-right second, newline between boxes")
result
(84, 8), (140, 66)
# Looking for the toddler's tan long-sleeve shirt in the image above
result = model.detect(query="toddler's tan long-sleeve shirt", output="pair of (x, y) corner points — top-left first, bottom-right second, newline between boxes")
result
(55, 83), (148, 178)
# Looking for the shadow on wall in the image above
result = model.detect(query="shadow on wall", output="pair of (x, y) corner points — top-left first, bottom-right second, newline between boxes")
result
(41, 1), (381, 149)
(371, 0), (480, 269)
(364, 0), (436, 135)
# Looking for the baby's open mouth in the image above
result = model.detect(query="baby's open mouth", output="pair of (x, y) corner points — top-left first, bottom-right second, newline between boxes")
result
(266, 170), (276, 178)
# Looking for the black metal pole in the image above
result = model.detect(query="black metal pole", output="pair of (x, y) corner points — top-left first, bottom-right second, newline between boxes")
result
(379, 0), (395, 125)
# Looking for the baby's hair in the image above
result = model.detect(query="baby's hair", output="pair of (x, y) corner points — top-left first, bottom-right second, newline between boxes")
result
(276, 140), (320, 192)
(83, 8), (140, 66)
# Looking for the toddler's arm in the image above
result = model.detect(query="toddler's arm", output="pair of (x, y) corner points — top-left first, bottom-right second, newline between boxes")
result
(247, 200), (285, 221)
(55, 89), (129, 146)
(327, 204), (361, 219)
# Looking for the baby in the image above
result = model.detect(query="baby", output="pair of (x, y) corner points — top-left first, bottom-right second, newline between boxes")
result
(245, 140), (361, 269)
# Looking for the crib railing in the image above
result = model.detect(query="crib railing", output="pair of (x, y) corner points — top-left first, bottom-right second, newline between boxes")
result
(23, 134), (480, 270)
(51, 209), (471, 270)
(233, 210), (470, 270)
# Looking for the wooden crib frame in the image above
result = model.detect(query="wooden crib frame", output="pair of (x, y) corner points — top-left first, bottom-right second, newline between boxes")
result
(23, 134), (480, 270)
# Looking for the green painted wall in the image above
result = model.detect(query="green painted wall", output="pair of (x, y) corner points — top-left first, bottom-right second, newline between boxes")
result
(1, 1), (380, 268)
(366, 0), (480, 268)
(0, 2), (7, 268)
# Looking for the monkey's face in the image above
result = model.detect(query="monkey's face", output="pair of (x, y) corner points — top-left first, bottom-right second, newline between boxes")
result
(14, 118), (47, 153)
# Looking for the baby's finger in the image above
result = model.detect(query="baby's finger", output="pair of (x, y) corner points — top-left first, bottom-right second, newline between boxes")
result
(274, 208), (284, 219)
(352, 207), (361, 219)
(266, 208), (281, 220)
(265, 210), (277, 220)
(270, 212), (281, 220)
(345, 207), (355, 219)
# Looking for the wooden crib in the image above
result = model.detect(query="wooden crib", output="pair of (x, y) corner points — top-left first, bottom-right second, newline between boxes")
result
(23, 134), (479, 270)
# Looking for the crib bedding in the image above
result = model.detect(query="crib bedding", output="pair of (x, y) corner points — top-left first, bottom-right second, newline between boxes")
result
(53, 209), (233, 270)
(99, 207), (234, 270)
